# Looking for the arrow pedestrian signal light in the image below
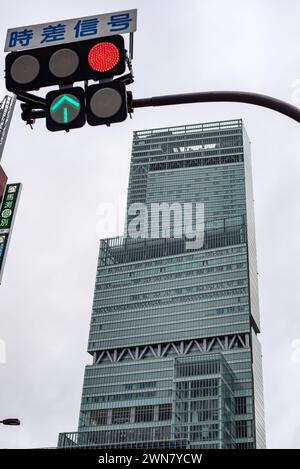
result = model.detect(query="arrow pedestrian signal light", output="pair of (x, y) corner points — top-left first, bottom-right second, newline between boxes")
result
(86, 81), (128, 126)
(45, 87), (85, 131)
(5, 35), (126, 92)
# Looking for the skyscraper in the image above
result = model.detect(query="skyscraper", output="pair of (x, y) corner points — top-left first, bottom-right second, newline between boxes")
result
(58, 119), (266, 449)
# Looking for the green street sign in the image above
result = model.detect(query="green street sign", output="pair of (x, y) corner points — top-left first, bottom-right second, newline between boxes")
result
(0, 183), (22, 284)
(49, 93), (81, 124)
(0, 183), (21, 231)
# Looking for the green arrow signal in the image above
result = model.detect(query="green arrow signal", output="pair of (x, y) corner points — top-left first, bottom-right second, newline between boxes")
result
(51, 95), (80, 112)
(50, 94), (81, 125)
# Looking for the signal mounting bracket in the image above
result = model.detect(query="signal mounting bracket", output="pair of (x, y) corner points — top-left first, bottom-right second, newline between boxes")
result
(129, 32), (134, 61)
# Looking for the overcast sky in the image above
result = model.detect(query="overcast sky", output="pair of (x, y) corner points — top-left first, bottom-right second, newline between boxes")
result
(0, 0), (300, 449)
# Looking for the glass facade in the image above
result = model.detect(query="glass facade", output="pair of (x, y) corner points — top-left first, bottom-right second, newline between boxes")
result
(58, 119), (266, 449)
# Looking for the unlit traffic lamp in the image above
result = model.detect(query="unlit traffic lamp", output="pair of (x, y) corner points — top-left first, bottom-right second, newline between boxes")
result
(45, 87), (86, 131)
(86, 80), (128, 126)
(5, 35), (126, 92)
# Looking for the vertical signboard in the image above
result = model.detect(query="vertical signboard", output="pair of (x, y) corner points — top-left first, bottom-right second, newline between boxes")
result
(0, 183), (22, 283)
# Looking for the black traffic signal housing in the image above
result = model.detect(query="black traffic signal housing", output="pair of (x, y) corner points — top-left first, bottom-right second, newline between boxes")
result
(5, 35), (126, 92)
(45, 86), (86, 132)
(86, 80), (128, 126)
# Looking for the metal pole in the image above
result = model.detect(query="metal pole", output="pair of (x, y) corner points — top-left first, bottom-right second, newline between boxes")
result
(129, 32), (134, 61)
(16, 90), (300, 125)
(132, 90), (300, 124)
(17, 91), (46, 109)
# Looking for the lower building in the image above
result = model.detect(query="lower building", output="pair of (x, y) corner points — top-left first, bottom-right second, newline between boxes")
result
(59, 232), (265, 449)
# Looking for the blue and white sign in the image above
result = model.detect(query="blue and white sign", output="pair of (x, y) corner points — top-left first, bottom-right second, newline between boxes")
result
(4, 9), (137, 52)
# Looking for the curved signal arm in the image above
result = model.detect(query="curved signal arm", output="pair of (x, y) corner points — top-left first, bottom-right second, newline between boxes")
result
(131, 91), (300, 124)
(16, 90), (300, 126)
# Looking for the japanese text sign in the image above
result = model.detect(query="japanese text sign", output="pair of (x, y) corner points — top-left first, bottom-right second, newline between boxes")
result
(5, 9), (137, 52)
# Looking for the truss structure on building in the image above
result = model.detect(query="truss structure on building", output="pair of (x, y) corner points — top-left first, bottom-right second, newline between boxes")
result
(93, 333), (250, 364)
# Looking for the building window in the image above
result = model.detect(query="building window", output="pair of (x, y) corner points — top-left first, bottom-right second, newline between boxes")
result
(154, 426), (171, 441)
(112, 407), (131, 424)
(190, 423), (219, 442)
(158, 404), (172, 421)
(135, 405), (154, 423)
(191, 399), (218, 422)
(235, 397), (247, 415)
(90, 409), (108, 426)
(236, 442), (254, 449)
(236, 420), (253, 438)
(190, 379), (219, 398)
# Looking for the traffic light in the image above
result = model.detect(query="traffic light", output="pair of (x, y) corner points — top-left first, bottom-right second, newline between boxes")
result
(86, 80), (128, 126)
(5, 35), (126, 92)
(45, 87), (85, 131)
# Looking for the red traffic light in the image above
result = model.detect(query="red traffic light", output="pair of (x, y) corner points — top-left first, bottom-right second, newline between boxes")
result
(88, 42), (120, 72)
